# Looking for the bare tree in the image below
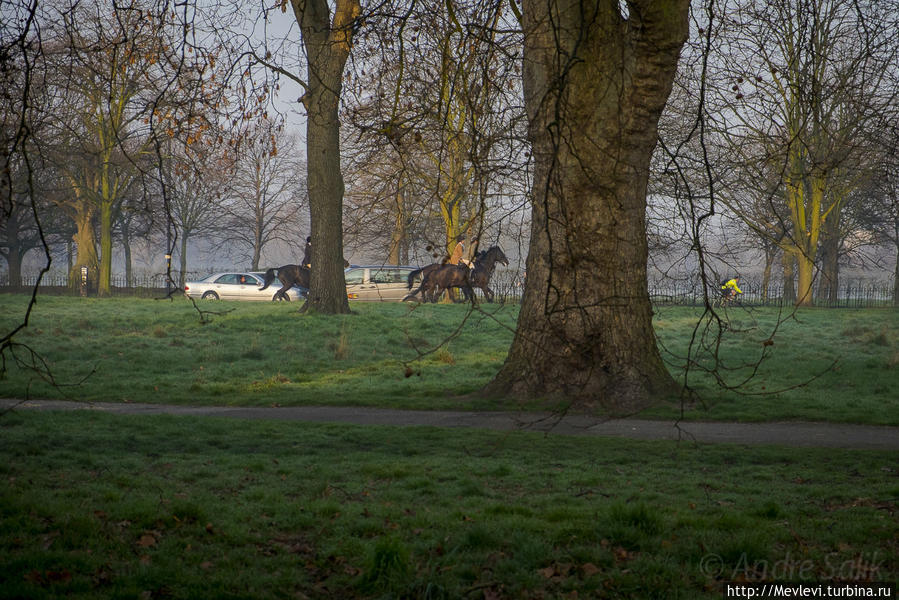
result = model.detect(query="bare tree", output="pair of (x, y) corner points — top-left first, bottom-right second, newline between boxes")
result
(709, 0), (899, 305)
(159, 138), (234, 285)
(30, 0), (219, 295)
(223, 117), (306, 270)
(342, 0), (526, 268)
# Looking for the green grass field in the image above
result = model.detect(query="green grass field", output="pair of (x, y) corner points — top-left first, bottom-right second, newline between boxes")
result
(2, 296), (897, 598)
(1, 411), (896, 599)
(1, 295), (897, 424)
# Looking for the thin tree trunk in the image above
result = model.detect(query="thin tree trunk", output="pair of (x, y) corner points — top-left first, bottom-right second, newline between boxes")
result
(98, 202), (114, 296)
(782, 250), (796, 305)
(485, 0), (689, 414)
(388, 190), (407, 265)
(894, 245), (898, 307)
(818, 213), (840, 305)
(179, 232), (190, 288)
(761, 243), (777, 302)
(122, 218), (133, 288)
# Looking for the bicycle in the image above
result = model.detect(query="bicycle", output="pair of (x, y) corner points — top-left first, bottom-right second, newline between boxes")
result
(713, 289), (742, 308)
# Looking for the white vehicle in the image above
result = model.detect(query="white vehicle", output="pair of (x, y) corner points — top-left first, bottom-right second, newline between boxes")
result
(184, 272), (307, 301)
(344, 265), (420, 301)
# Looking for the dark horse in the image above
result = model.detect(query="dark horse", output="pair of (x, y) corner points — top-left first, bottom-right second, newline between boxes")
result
(468, 246), (509, 302)
(260, 258), (351, 301)
(404, 246), (509, 303)
(406, 264), (444, 303)
(259, 264), (310, 301)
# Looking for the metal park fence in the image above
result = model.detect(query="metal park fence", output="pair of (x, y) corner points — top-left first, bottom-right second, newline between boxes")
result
(486, 272), (896, 308)
(2, 269), (896, 308)
(0, 271), (203, 297)
(648, 280), (896, 308)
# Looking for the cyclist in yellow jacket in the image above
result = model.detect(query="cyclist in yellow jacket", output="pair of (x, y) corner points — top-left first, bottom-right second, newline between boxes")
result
(720, 276), (743, 303)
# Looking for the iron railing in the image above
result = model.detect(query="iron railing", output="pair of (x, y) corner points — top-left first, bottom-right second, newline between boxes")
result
(2, 269), (895, 307)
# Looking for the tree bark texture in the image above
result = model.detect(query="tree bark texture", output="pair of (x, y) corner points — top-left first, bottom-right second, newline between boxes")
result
(818, 212), (840, 304)
(486, 0), (689, 413)
(293, 0), (359, 313)
(69, 203), (99, 293)
(782, 251), (796, 305)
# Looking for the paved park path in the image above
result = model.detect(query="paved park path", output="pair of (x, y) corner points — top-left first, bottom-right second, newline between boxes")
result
(2, 399), (897, 450)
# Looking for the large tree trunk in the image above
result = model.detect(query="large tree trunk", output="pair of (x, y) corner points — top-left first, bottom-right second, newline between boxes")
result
(69, 204), (99, 293)
(293, 0), (359, 314)
(4, 247), (23, 287)
(485, 0), (689, 414)
(2, 211), (25, 286)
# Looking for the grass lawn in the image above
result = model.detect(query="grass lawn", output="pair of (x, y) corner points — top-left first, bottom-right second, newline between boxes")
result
(1, 411), (896, 599)
(0, 295), (897, 424)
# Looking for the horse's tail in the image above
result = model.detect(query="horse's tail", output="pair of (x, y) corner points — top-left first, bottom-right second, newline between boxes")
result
(258, 268), (277, 290)
(407, 268), (423, 289)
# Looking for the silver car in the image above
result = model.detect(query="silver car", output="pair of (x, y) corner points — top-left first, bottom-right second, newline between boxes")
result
(184, 272), (307, 301)
(345, 265), (419, 301)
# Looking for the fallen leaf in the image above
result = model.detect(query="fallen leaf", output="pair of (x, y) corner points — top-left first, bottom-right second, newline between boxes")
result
(45, 570), (72, 583)
(137, 534), (156, 548)
(538, 566), (556, 578)
(200, 561), (214, 570)
(581, 562), (601, 577)
(24, 570), (44, 584)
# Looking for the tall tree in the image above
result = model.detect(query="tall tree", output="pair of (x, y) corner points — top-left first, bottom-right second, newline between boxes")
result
(40, 0), (217, 295)
(711, 0), (899, 306)
(485, 0), (689, 413)
(163, 140), (232, 286)
(285, 0), (360, 313)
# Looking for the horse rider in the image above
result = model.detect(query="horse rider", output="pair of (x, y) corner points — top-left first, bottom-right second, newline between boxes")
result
(302, 236), (312, 268)
(461, 236), (479, 268)
(449, 238), (465, 266)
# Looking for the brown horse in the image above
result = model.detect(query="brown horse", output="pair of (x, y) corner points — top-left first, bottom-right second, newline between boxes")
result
(404, 246), (508, 303)
(404, 264), (474, 303)
(259, 264), (310, 301)
(406, 264), (444, 303)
